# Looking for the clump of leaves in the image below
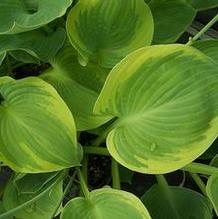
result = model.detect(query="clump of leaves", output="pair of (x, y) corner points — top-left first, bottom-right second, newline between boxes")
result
(0, 0), (218, 219)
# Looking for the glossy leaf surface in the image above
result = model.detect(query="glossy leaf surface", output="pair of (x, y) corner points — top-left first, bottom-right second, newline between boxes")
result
(94, 44), (218, 174)
(61, 188), (151, 219)
(40, 46), (111, 131)
(149, 0), (196, 43)
(0, 0), (72, 34)
(141, 185), (213, 219)
(0, 76), (81, 173)
(66, 0), (154, 68)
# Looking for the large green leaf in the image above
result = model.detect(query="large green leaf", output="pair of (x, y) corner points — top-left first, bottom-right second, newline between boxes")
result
(193, 40), (218, 65)
(0, 27), (66, 65)
(186, 0), (218, 10)
(207, 175), (218, 216)
(94, 44), (218, 174)
(0, 76), (81, 173)
(61, 188), (151, 219)
(2, 173), (63, 219)
(0, 0), (73, 34)
(141, 185), (213, 219)
(40, 46), (111, 131)
(149, 0), (196, 44)
(66, 0), (154, 68)
(205, 153), (218, 216)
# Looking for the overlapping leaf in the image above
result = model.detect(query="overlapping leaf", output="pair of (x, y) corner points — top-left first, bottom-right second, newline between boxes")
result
(94, 44), (218, 174)
(187, 0), (218, 10)
(2, 173), (63, 219)
(207, 175), (218, 216)
(0, 27), (66, 65)
(40, 46), (111, 131)
(61, 188), (151, 219)
(0, 0), (73, 34)
(0, 76), (81, 173)
(206, 155), (218, 216)
(14, 172), (58, 194)
(148, 0), (196, 44)
(141, 185), (213, 219)
(66, 0), (154, 68)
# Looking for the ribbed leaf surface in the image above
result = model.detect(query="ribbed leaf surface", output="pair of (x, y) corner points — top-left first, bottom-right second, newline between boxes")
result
(0, 77), (81, 173)
(0, 0), (73, 34)
(61, 188), (151, 219)
(94, 44), (218, 173)
(66, 0), (154, 68)
(40, 46), (111, 131)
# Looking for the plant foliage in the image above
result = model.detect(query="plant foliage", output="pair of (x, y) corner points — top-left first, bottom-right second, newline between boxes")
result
(0, 0), (217, 218)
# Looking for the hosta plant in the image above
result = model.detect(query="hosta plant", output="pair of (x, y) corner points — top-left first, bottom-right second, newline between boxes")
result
(0, 0), (218, 218)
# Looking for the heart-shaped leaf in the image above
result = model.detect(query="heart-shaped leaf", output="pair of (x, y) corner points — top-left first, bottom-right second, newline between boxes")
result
(186, 0), (218, 10)
(0, 27), (66, 66)
(3, 173), (63, 219)
(0, 76), (81, 173)
(193, 40), (218, 65)
(141, 185), (213, 219)
(149, 0), (196, 44)
(0, 0), (73, 34)
(66, 0), (154, 68)
(61, 188), (151, 219)
(94, 44), (218, 174)
(40, 46), (111, 131)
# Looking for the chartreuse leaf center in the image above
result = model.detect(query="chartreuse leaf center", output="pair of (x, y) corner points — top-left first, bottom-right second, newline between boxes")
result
(66, 0), (154, 68)
(94, 44), (218, 174)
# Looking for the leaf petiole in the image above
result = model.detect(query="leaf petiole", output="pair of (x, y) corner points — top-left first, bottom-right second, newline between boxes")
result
(76, 167), (90, 200)
(183, 162), (218, 176)
(186, 13), (218, 45)
(189, 173), (207, 196)
(111, 159), (121, 190)
(83, 146), (110, 156)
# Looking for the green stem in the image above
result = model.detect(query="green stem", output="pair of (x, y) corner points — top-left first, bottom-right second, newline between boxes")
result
(50, 171), (77, 219)
(76, 167), (90, 199)
(80, 155), (88, 196)
(111, 159), (121, 190)
(81, 156), (88, 184)
(183, 162), (218, 175)
(190, 173), (207, 196)
(83, 146), (110, 156)
(156, 175), (180, 219)
(0, 173), (63, 219)
(156, 174), (169, 189)
(186, 13), (218, 45)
